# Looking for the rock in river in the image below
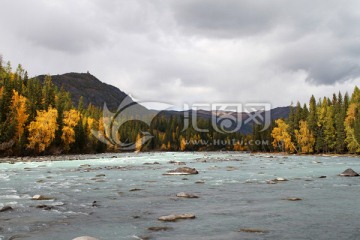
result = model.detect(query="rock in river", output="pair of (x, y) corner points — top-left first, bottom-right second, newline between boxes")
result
(173, 161), (186, 165)
(32, 195), (54, 200)
(35, 204), (54, 210)
(0, 206), (13, 212)
(272, 177), (288, 182)
(147, 226), (173, 231)
(284, 197), (302, 201)
(176, 192), (199, 198)
(164, 167), (198, 175)
(239, 228), (269, 233)
(158, 213), (196, 222)
(339, 168), (359, 177)
(73, 236), (99, 240)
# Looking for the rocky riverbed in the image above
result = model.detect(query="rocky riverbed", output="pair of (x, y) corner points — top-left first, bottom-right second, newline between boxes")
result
(0, 152), (359, 240)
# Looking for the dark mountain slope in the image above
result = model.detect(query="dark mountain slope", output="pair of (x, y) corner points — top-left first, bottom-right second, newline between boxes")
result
(37, 73), (129, 110)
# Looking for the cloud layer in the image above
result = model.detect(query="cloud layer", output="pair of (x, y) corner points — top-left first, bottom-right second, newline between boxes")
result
(1, 0), (360, 108)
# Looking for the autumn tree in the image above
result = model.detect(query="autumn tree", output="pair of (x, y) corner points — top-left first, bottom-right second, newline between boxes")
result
(27, 108), (58, 153)
(295, 120), (315, 153)
(135, 133), (142, 152)
(179, 136), (187, 151)
(271, 119), (295, 153)
(344, 87), (360, 153)
(11, 90), (29, 142)
(61, 109), (80, 151)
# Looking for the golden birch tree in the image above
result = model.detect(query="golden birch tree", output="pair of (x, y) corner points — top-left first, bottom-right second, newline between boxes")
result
(295, 120), (315, 153)
(11, 90), (29, 141)
(61, 109), (80, 151)
(271, 119), (294, 152)
(27, 108), (58, 153)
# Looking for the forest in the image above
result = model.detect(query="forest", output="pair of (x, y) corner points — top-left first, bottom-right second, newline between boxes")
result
(0, 57), (245, 156)
(0, 56), (360, 156)
(252, 87), (360, 154)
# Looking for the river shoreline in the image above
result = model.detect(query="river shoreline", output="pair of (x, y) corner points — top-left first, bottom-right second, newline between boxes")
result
(0, 151), (358, 164)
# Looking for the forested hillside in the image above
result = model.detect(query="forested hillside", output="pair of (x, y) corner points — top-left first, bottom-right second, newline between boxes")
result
(252, 88), (360, 154)
(1, 56), (359, 156)
(0, 58), (246, 156)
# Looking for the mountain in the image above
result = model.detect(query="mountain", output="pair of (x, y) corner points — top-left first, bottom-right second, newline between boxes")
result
(36, 72), (130, 110)
(36, 72), (290, 133)
(163, 106), (290, 134)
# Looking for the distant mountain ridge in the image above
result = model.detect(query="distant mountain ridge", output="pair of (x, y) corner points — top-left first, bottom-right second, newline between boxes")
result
(36, 72), (290, 134)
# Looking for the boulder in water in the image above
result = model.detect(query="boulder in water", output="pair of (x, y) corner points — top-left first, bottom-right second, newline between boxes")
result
(35, 204), (54, 210)
(158, 213), (196, 221)
(176, 192), (199, 198)
(272, 177), (288, 182)
(339, 168), (359, 177)
(239, 228), (269, 233)
(0, 206), (13, 212)
(173, 161), (186, 165)
(32, 195), (54, 200)
(284, 197), (302, 201)
(147, 226), (173, 231)
(73, 236), (99, 240)
(195, 180), (205, 184)
(164, 167), (198, 175)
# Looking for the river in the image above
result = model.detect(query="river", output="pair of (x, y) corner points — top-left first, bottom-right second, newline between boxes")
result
(0, 152), (359, 240)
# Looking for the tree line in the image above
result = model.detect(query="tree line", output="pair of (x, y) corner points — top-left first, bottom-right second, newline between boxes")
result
(253, 87), (360, 154)
(0, 57), (247, 156)
(0, 58), (108, 156)
(1, 56), (360, 155)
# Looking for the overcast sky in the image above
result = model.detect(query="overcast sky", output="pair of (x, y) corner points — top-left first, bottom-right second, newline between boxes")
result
(1, 0), (360, 109)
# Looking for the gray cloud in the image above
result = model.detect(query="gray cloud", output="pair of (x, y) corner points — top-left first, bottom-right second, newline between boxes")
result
(1, 0), (360, 108)
(171, 0), (360, 84)
(0, 0), (108, 53)
(171, 0), (329, 38)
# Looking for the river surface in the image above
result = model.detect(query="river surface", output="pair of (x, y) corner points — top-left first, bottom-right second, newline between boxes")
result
(0, 152), (360, 240)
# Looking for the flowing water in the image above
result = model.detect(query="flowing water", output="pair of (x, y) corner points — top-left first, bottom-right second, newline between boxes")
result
(0, 152), (360, 240)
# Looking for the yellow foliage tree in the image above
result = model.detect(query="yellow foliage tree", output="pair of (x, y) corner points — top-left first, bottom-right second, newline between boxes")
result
(344, 103), (360, 153)
(135, 133), (142, 152)
(295, 120), (315, 153)
(84, 117), (96, 146)
(233, 141), (242, 151)
(61, 109), (80, 151)
(11, 90), (29, 141)
(27, 108), (58, 153)
(271, 119), (295, 153)
(180, 136), (186, 151)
